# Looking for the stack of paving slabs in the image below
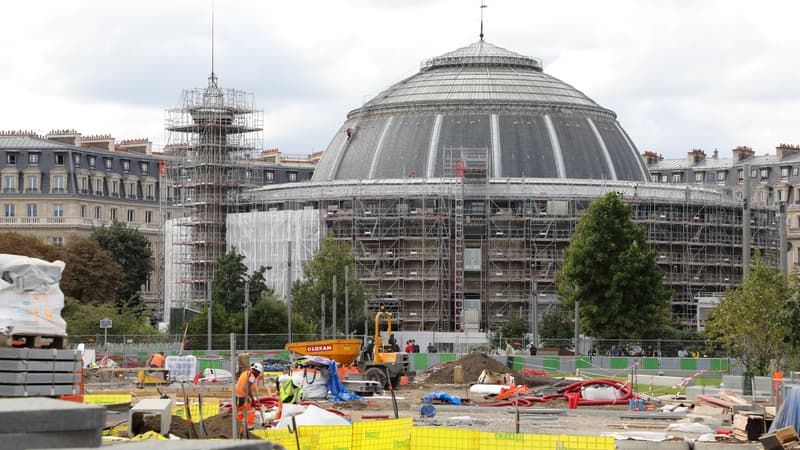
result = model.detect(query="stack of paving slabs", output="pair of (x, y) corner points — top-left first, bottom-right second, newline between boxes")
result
(0, 347), (81, 396)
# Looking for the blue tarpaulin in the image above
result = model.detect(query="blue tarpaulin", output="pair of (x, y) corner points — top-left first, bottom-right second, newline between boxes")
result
(770, 387), (800, 433)
(423, 391), (462, 405)
(327, 360), (364, 402)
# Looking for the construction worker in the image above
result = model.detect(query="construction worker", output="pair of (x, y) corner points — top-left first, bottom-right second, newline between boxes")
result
(278, 374), (303, 404)
(235, 362), (262, 428)
(147, 351), (165, 368)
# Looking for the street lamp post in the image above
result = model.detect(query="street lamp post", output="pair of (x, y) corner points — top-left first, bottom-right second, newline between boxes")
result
(244, 280), (250, 351)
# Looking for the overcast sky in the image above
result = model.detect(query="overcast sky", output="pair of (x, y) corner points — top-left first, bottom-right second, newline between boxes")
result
(1, 0), (798, 160)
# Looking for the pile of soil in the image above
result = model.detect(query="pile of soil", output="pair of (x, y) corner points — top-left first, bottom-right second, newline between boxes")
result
(141, 412), (234, 439)
(424, 352), (566, 387)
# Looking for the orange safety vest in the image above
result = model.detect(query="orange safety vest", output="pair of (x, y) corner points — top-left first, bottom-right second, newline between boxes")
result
(149, 353), (165, 368)
(235, 370), (254, 398)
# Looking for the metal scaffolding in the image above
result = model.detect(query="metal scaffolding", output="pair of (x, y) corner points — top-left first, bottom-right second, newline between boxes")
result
(165, 74), (263, 310)
(235, 178), (779, 332)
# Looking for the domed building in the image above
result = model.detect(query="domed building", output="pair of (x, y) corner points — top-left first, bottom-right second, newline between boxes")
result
(227, 40), (779, 345)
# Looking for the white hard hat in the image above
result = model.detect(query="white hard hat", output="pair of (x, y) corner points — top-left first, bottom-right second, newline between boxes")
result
(252, 363), (263, 373)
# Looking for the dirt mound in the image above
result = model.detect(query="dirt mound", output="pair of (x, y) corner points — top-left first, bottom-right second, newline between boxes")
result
(424, 352), (565, 387)
(141, 412), (234, 439)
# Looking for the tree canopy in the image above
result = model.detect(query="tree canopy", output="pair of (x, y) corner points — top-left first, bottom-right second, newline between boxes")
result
(539, 307), (574, 349)
(90, 221), (152, 310)
(292, 233), (371, 336)
(211, 249), (269, 314)
(62, 297), (156, 336)
(706, 253), (795, 375)
(556, 192), (671, 340)
(60, 236), (122, 303)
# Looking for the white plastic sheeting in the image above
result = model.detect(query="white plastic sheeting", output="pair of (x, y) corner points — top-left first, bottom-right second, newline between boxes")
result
(227, 209), (321, 301)
(0, 254), (67, 337)
(163, 218), (193, 326)
(164, 355), (199, 382)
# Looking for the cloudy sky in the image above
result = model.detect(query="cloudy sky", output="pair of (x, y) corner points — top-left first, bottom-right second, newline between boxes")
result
(1, 0), (798, 159)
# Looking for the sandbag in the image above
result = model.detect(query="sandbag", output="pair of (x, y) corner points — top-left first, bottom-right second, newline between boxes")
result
(477, 369), (514, 385)
(291, 367), (329, 399)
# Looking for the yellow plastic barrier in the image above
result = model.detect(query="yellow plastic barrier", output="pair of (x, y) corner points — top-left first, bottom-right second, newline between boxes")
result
(352, 418), (412, 450)
(410, 427), (479, 449)
(172, 401), (220, 420)
(83, 393), (132, 405)
(252, 419), (615, 450)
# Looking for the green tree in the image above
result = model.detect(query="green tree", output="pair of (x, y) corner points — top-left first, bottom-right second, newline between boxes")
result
(557, 192), (671, 340)
(62, 297), (156, 336)
(246, 290), (315, 335)
(706, 253), (794, 375)
(539, 307), (574, 349)
(61, 236), (122, 303)
(187, 302), (238, 335)
(212, 249), (249, 313)
(292, 233), (371, 336)
(90, 221), (152, 310)
(496, 313), (529, 340)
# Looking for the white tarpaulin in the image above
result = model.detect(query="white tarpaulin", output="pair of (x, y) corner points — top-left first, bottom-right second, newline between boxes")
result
(0, 254), (67, 337)
(227, 209), (321, 301)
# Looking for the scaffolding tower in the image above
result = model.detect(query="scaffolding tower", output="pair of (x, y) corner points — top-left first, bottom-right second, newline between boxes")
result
(166, 74), (263, 309)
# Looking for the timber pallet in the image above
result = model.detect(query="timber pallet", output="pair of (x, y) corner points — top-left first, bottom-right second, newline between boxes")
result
(0, 334), (68, 349)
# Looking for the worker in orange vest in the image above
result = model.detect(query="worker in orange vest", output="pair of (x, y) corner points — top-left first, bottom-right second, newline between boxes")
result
(235, 363), (262, 428)
(147, 352), (165, 368)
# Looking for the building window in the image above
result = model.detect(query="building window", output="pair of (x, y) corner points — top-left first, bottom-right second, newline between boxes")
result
(94, 206), (101, 219)
(122, 160), (130, 173)
(88, 155), (96, 168)
(53, 203), (64, 217)
(288, 171), (298, 182)
(671, 173), (682, 183)
(760, 167), (770, 180)
(139, 161), (149, 174)
(26, 175), (38, 192)
(80, 177), (88, 194)
(266, 171), (274, 182)
(110, 208), (117, 220)
(716, 171), (726, 184)
(52, 175), (65, 193)
(28, 153), (39, 165)
(751, 168), (757, 178)
(127, 209), (134, 222)
(660, 174), (668, 183)
(3, 175), (16, 193)
(80, 205), (86, 218)
(794, 167), (799, 177)
(95, 179), (103, 195)
(55, 153), (65, 165)
(128, 182), (136, 198)
(52, 236), (64, 246)
(782, 167), (791, 180)
(4, 204), (15, 217)
(145, 211), (152, 224)
(73, 154), (81, 166)
(104, 158), (112, 171)
(26, 203), (37, 217)
(111, 180), (119, 197)
(144, 274), (152, 293)
(146, 184), (153, 200)
(737, 169), (744, 183)
(694, 172), (704, 184)
(6, 153), (16, 165)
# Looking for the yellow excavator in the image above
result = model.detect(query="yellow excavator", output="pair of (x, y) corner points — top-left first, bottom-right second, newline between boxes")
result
(361, 307), (413, 389)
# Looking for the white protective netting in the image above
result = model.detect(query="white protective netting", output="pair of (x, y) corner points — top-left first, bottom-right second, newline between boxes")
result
(226, 209), (321, 301)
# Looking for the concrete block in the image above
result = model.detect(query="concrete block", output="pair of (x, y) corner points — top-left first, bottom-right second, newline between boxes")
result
(0, 384), (80, 396)
(0, 360), (81, 372)
(0, 348), (80, 361)
(615, 440), (690, 449)
(693, 442), (763, 449)
(60, 441), (274, 450)
(129, 398), (172, 437)
(0, 397), (104, 450)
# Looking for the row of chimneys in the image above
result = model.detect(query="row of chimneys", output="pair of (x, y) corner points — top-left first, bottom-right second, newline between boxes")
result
(0, 129), (153, 155)
(643, 144), (800, 166)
